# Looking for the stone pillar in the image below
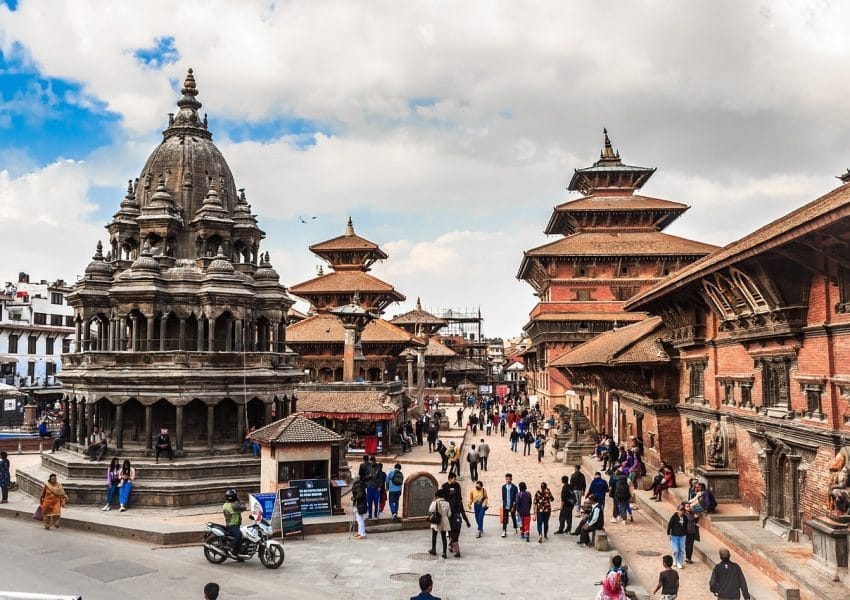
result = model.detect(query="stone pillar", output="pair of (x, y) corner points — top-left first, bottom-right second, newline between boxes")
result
(77, 399), (86, 445)
(83, 320), (91, 352)
(115, 403), (124, 449)
(208, 316), (216, 352)
(144, 404), (152, 451)
(342, 323), (357, 383)
(197, 318), (205, 351)
(119, 318), (127, 351)
(69, 399), (77, 443)
(235, 319), (243, 352)
(237, 403), (245, 446)
(74, 319), (81, 352)
(406, 355), (414, 387)
(159, 313), (168, 351)
(175, 404), (184, 452)
(85, 400), (94, 441)
(146, 315), (155, 351)
(224, 316), (233, 352)
(207, 404), (215, 452)
(265, 401), (273, 425)
(130, 316), (138, 352)
(178, 317), (186, 351)
(277, 321), (285, 352)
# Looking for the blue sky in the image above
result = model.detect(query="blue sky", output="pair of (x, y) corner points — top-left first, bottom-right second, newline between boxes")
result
(1, 1), (850, 337)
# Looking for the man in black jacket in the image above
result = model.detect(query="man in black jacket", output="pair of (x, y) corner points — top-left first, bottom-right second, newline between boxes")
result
(554, 474), (573, 534)
(709, 548), (750, 599)
(569, 465), (586, 516)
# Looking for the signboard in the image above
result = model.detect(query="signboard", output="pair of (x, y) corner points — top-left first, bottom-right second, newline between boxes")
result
(249, 492), (278, 521)
(495, 385), (508, 399)
(278, 487), (303, 538)
(479, 384), (492, 393)
(3, 399), (15, 411)
(611, 395), (620, 444)
(289, 479), (332, 517)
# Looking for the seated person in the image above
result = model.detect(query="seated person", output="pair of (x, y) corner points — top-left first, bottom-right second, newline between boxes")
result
(688, 483), (717, 513)
(37, 419), (52, 439)
(651, 467), (674, 501)
(154, 426), (174, 463)
(398, 432), (410, 453)
(51, 419), (71, 453)
(86, 426), (108, 461)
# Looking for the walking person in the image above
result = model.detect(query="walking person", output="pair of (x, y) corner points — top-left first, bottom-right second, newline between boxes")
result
(0, 451), (10, 503)
(468, 480), (488, 538)
(101, 457), (122, 511)
(611, 469), (633, 524)
(386, 463), (404, 520)
(500, 472), (518, 537)
(466, 444), (479, 481)
(427, 426), (437, 453)
(554, 475), (574, 534)
(709, 548), (751, 600)
(351, 476), (368, 539)
(535, 433), (547, 463)
(447, 442), (460, 478)
(654, 554), (680, 600)
(595, 570), (627, 600)
(365, 456), (382, 519)
(516, 481), (532, 542)
(509, 427), (519, 452)
(684, 503), (700, 563)
(477, 439), (490, 471)
(570, 465), (586, 516)
(428, 489), (450, 558)
(666, 503), (688, 569)
(446, 485), (470, 557)
(39, 473), (68, 530)
(118, 459), (136, 511)
(411, 573), (441, 600)
(533, 482), (554, 542)
(522, 430), (534, 456)
(436, 440), (448, 473)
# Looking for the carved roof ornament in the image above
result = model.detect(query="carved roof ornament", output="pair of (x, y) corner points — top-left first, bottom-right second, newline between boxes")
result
(345, 216), (355, 236)
(839, 169), (850, 184)
(165, 67), (211, 140)
(599, 128), (621, 164)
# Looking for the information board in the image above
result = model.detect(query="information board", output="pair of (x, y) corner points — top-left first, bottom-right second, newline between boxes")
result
(250, 492), (278, 521)
(278, 487), (303, 538)
(289, 478), (332, 517)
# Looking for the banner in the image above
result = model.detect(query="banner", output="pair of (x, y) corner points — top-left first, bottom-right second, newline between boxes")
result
(289, 479), (332, 518)
(278, 487), (303, 538)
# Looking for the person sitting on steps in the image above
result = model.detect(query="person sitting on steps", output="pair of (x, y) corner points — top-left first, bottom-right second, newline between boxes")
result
(154, 426), (174, 463)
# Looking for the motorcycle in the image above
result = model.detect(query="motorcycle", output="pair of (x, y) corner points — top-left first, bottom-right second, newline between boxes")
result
(202, 515), (285, 569)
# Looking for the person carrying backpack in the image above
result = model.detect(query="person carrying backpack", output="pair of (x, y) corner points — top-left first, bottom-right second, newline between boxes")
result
(386, 463), (404, 520)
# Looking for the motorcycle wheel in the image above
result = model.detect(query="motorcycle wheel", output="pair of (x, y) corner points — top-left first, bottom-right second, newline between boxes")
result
(258, 543), (284, 569)
(203, 541), (228, 564)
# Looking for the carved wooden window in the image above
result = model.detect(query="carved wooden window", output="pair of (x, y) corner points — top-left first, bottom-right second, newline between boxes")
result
(688, 361), (706, 401)
(574, 289), (594, 301)
(839, 266), (850, 313)
(730, 268), (770, 313)
(724, 381), (735, 405)
(760, 356), (792, 409)
(740, 383), (752, 407)
(28, 335), (37, 354)
(8, 334), (18, 353)
(802, 384), (824, 418)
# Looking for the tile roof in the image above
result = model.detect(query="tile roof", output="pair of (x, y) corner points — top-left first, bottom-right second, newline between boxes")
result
(286, 313), (424, 345)
(550, 316), (667, 367)
(554, 194), (688, 212)
(524, 231), (718, 258)
(528, 311), (647, 322)
(309, 233), (387, 257)
(295, 390), (400, 421)
(445, 357), (487, 372)
(250, 414), (343, 444)
(289, 270), (404, 297)
(390, 307), (446, 326)
(627, 183), (850, 309)
(401, 338), (457, 357)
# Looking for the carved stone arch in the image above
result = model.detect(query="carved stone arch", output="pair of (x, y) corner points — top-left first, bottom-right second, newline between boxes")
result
(729, 267), (771, 313)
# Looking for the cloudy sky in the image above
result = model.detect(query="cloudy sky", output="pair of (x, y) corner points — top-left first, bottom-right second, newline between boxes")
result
(1, 1), (849, 338)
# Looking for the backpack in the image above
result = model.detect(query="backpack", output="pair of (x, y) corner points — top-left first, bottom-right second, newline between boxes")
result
(391, 469), (404, 486)
(534, 438), (541, 449)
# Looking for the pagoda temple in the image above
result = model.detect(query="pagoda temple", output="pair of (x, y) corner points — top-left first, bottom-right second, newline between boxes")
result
(517, 130), (717, 415)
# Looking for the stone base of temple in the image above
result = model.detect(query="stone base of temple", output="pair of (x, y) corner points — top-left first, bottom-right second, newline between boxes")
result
(16, 450), (260, 507)
(806, 516), (850, 586)
(696, 465), (740, 502)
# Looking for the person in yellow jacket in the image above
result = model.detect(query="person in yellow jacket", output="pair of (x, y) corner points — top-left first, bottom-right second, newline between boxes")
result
(468, 480), (489, 537)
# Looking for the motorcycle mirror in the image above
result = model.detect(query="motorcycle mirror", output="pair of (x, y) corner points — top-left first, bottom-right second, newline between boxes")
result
(249, 514), (256, 521)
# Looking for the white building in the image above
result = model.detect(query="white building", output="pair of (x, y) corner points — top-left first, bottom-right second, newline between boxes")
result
(0, 273), (75, 396)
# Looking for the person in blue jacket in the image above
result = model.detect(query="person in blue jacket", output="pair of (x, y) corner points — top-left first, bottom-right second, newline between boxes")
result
(386, 463), (404, 520)
(586, 471), (609, 512)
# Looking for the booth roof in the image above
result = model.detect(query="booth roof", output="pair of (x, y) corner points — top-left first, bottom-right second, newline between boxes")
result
(295, 390), (400, 421)
(251, 414), (343, 444)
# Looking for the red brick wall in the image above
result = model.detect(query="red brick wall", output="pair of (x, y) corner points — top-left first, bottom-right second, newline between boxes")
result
(733, 427), (762, 512)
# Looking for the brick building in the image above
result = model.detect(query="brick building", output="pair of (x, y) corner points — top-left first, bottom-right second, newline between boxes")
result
(516, 131), (716, 413)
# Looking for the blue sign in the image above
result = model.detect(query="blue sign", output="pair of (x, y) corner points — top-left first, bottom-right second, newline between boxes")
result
(250, 492), (278, 521)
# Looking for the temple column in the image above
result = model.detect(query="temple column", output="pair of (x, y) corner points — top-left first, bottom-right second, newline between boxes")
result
(197, 317), (205, 351)
(85, 400), (94, 441)
(146, 315), (155, 351)
(234, 319), (243, 352)
(83, 320), (91, 352)
(175, 404), (184, 451)
(208, 316), (216, 351)
(178, 317), (186, 351)
(406, 355), (414, 387)
(159, 313), (168, 351)
(74, 319), (81, 353)
(206, 404), (215, 452)
(130, 316), (138, 352)
(265, 401), (273, 425)
(144, 404), (153, 451)
(342, 323), (357, 382)
(69, 398), (77, 443)
(224, 316), (232, 351)
(119, 318), (127, 351)
(276, 321), (285, 352)
(115, 403), (124, 449)
(237, 403), (245, 447)
(105, 319), (112, 351)
(77, 399), (86, 445)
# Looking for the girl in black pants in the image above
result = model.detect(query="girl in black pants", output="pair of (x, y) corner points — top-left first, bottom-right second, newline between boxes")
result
(684, 504), (700, 563)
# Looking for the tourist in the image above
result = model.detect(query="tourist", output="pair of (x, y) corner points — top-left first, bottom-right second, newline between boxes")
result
(570, 465), (587, 516)
(351, 476), (368, 539)
(358, 455), (370, 480)
(415, 419), (424, 446)
(578, 497), (602, 547)
(222, 488), (247, 557)
(466, 444), (479, 481)
(446, 442), (460, 478)
(456, 407), (463, 428)
(436, 440), (448, 473)
(446, 485), (470, 557)
(365, 457), (383, 519)
(428, 489), (450, 558)
(118, 459), (136, 512)
(37, 419), (52, 439)
(709, 548), (750, 600)
(241, 425), (256, 454)
(499, 413), (506, 436)
(51, 419), (70, 453)
(467, 480), (488, 538)
(651, 466), (675, 501)
(595, 570), (626, 600)
(522, 430), (534, 456)
(533, 481), (554, 542)
(500, 472), (518, 537)
(410, 573), (441, 600)
(86, 425), (108, 461)
(587, 471), (609, 512)
(509, 427), (519, 452)
(477, 438), (490, 471)
(484, 416), (492, 436)
(441, 472), (461, 500)
(39, 473), (68, 530)
(386, 463), (404, 520)
(666, 503), (688, 569)
(427, 426), (437, 453)
(684, 503), (700, 563)
(554, 475), (574, 534)
(154, 426), (174, 463)
(611, 469), (633, 524)
(0, 451), (10, 503)
(653, 555), (679, 600)
(515, 481), (532, 542)
(535, 433), (547, 462)
(203, 582), (220, 600)
(101, 457), (122, 511)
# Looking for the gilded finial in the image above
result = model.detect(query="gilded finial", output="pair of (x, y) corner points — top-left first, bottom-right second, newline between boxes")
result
(345, 216), (355, 236)
(182, 68), (197, 94)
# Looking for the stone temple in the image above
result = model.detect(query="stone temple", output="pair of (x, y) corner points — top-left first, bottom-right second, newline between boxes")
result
(19, 69), (303, 506)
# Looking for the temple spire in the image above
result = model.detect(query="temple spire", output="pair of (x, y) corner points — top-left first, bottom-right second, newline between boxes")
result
(599, 128), (620, 163)
(165, 67), (211, 139)
(415, 297), (422, 311)
(345, 216), (355, 236)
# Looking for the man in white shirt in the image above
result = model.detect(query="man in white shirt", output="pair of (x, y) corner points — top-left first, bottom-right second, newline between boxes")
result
(86, 426), (108, 461)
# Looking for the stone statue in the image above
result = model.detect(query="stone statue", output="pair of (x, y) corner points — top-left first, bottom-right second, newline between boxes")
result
(708, 422), (726, 468)
(827, 446), (850, 515)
